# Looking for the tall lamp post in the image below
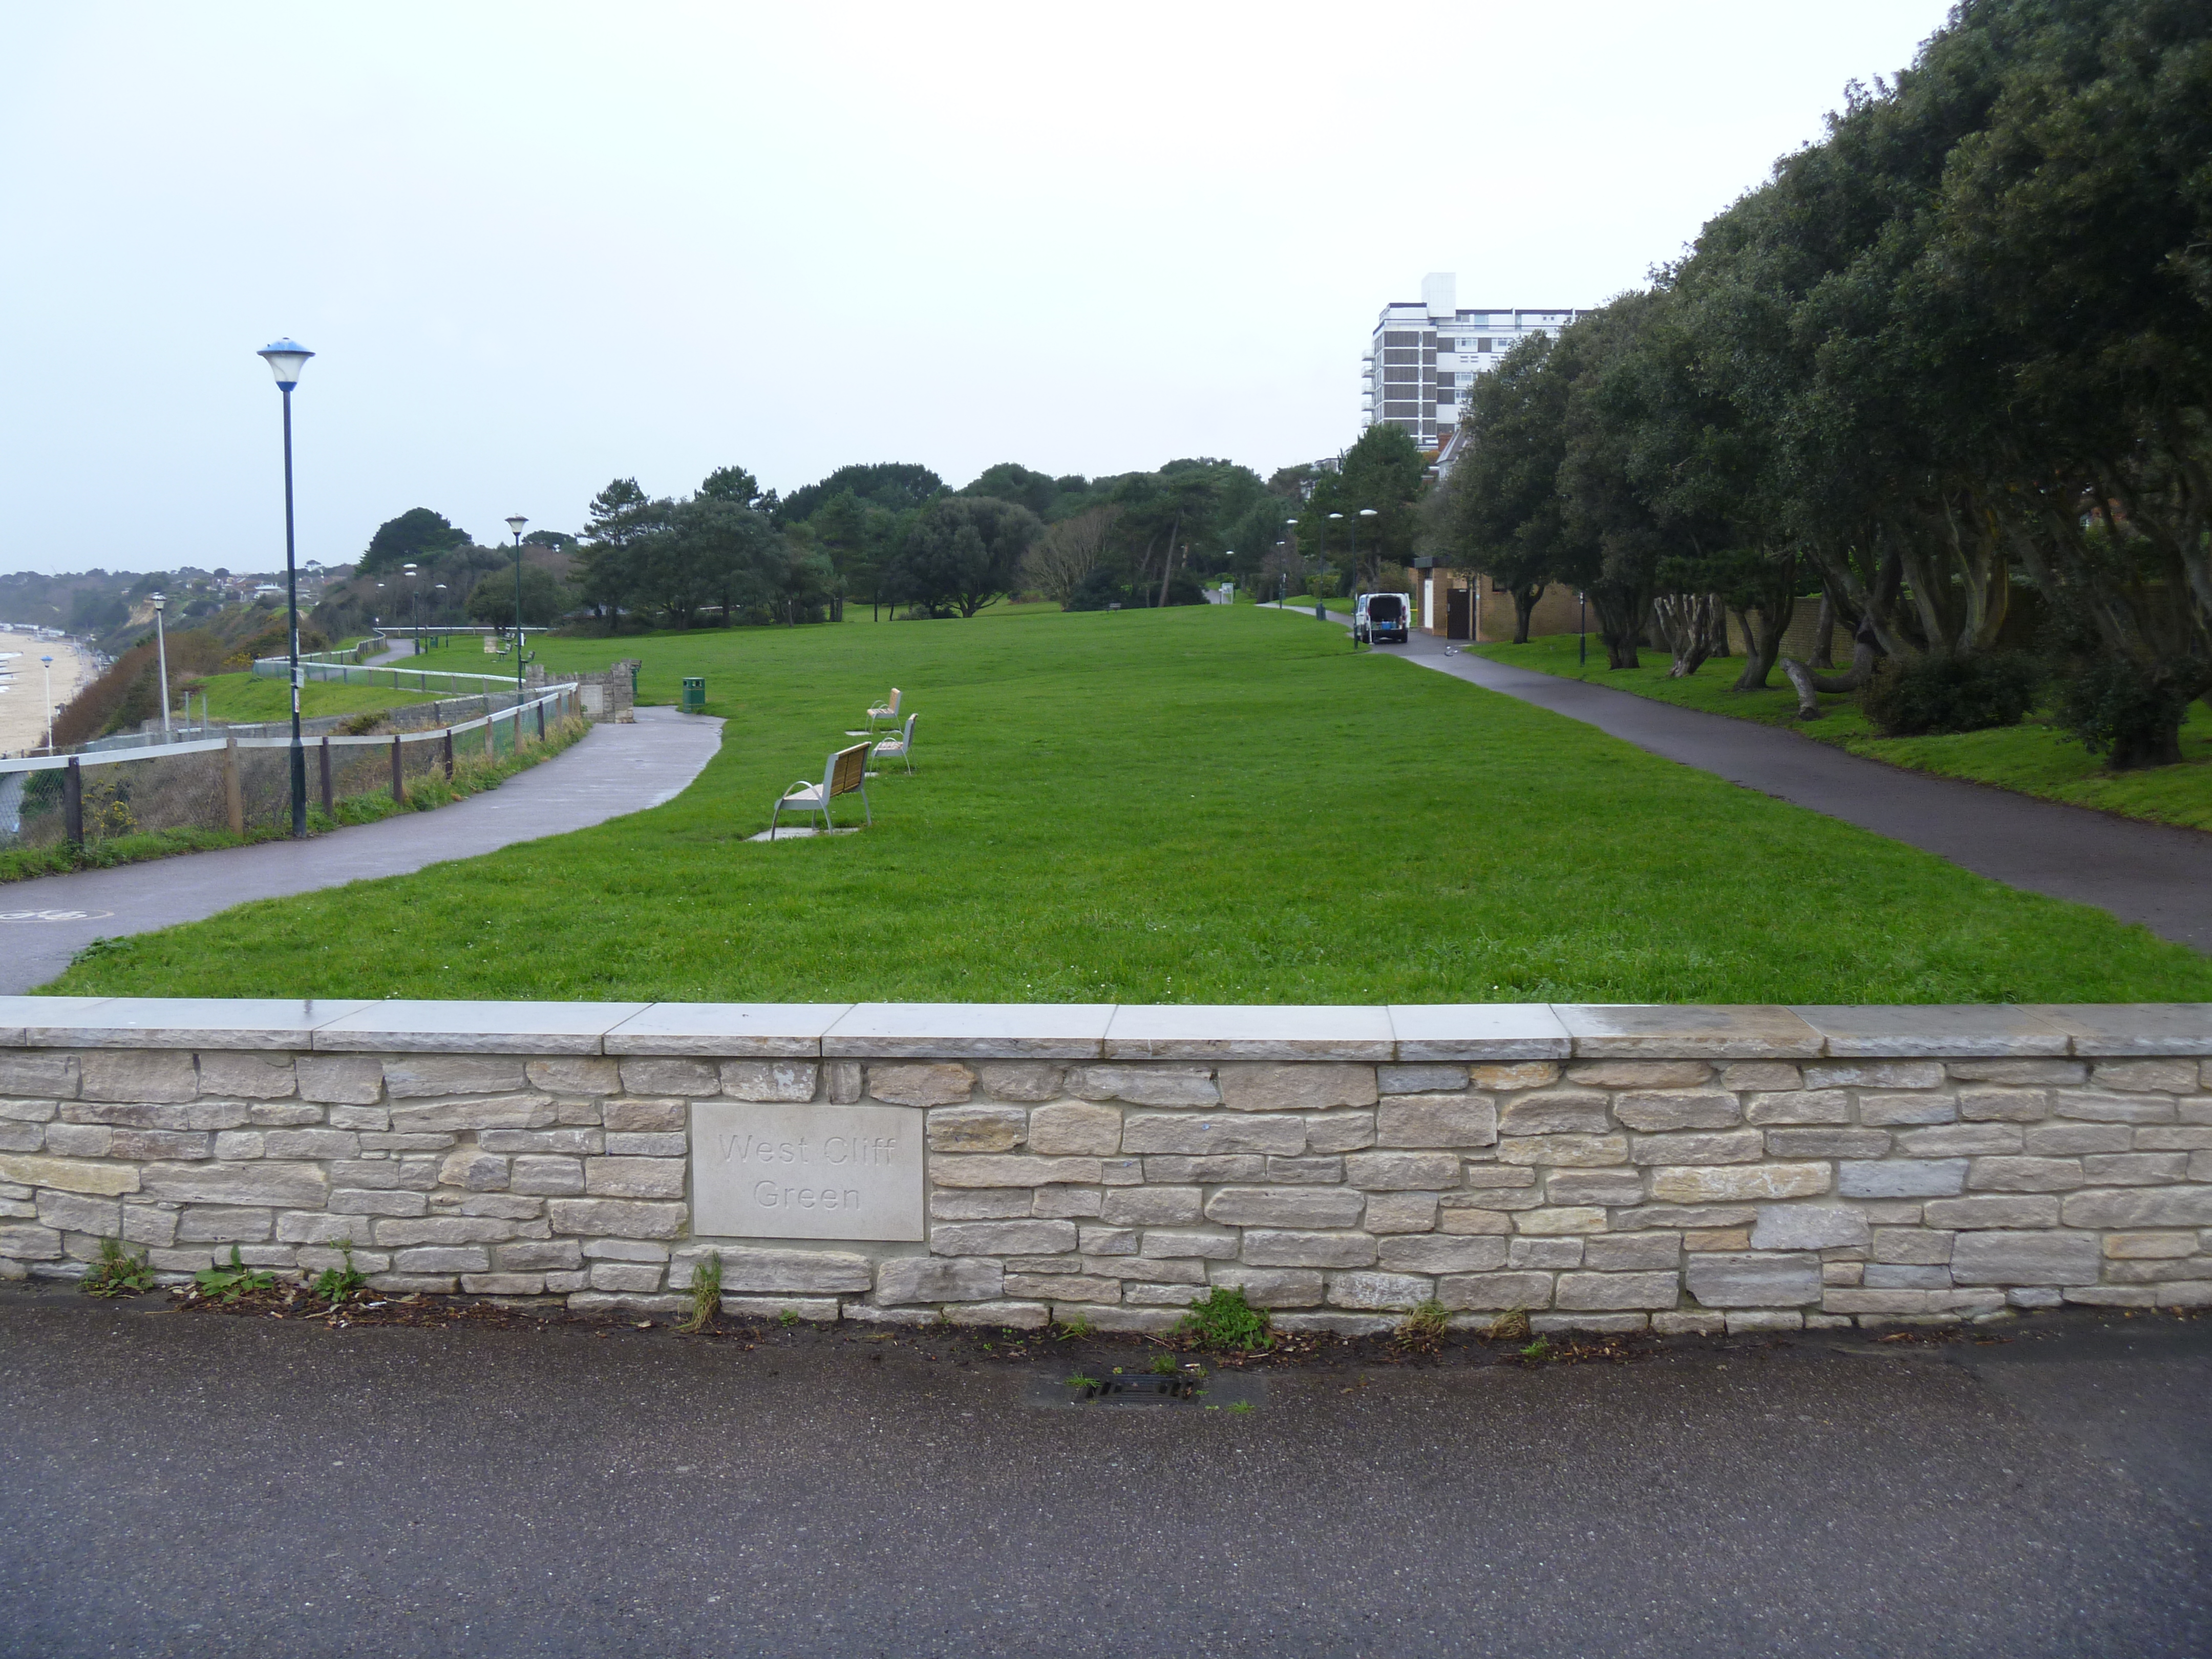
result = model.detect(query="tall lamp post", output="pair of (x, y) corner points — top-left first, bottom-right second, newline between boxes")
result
(404, 562), (419, 655)
(1323, 513), (1343, 618)
(39, 655), (54, 753)
(256, 337), (315, 837)
(1356, 507), (1378, 588)
(505, 515), (528, 698)
(150, 592), (171, 738)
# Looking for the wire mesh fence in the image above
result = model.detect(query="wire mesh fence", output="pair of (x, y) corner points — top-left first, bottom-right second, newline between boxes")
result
(0, 684), (582, 852)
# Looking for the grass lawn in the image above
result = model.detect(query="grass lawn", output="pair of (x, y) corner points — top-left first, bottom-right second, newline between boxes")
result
(49, 605), (2212, 1005)
(1473, 634), (2212, 834)
(193, 671), (444, 724)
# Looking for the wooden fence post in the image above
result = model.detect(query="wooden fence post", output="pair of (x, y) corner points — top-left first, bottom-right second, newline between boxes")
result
(537, 701), (546, 742)
(62, 757), (83, 846)
(223, 734), (244, 835)
(390, 735), (405, 804)
(441, 730), (454, 780)
(318, 738), (334, 818)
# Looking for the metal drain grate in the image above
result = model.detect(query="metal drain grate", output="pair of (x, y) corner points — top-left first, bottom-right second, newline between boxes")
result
(1077, 1374), (1198, 1405)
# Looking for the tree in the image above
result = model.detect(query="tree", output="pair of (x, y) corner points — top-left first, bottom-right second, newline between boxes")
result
(700, 465), (761, 504)
(1428, 333), (1568, 643)
(775, 463), (944, 526)
(575, 478), (665, 632)
(883, 496), (1043, 617)
(466, 565), (571, 628)
(1020, 505), (1121, 606)
(361, 508), (470, 575)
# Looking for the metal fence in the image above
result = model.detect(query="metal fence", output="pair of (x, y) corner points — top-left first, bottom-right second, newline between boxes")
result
(0, 683), (583, 851)
(254, 655), (536, 698)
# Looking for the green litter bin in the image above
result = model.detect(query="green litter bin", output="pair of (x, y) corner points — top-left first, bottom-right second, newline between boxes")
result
(681, 676), (706, 713)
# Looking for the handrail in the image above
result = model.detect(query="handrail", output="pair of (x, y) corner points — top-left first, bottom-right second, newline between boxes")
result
(251, 655), (535, 694)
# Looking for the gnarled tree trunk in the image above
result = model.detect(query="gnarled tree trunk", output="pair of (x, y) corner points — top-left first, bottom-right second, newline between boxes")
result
(1778, 657), (1824, 719)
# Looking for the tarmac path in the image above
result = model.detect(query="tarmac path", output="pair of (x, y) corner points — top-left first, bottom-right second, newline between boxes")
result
(1, 1289), (2204, 1658)
(1272, 605), (2212, 952)
(0, 707), (722, 993)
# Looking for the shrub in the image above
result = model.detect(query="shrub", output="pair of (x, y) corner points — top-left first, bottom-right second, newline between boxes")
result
(2057, 653), (2209, 770)
(1064, 568), (1125, 612)
(1175, 1285), (1272, 1353)
(1862, 649), (2043, 737)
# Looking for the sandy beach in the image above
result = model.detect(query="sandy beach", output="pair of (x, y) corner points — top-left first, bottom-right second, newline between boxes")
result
(0, 630), (91, 755)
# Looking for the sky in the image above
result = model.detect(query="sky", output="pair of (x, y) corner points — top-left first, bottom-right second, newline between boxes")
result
(0, 1), (1958, 576)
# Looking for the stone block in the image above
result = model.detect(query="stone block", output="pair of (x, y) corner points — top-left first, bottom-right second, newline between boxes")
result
(1265, 1156), (1344, 1184)
(1543, 1171), (1644, 1206)
(1530, 1312), (1650, 1334)
(1346, 1151), (1463, 1189)
(380, 1057), (526, 1099)
(1497, 1134), (1627, 1168)
(0, 1154), (139, 1197)
(864, 1063), (974, 1109)
(1762, 1130), (1889, 1159)
(583, 1157), (684, 1200)
(1375, 1094), (1497, 1148)
(328, 1188), (428, 1217)
(1100, 1158), (1142, 1186)
(1871, 1228), (1954, 1265)
(69, 1098), (249, 1132)
(1949, 1060), (2082, 1086)
(1683, 1227), (1749, 1250)
(2091, 1060), (2198, 1094)
(2059, 1187), (2212, 1229)
(1856, 1094), (1957, 1128)
(0, 1222), (63, 1259)
(459, 1193), (543, 1220)
(1378, 1064), (1470, 1094)
(1031, 1187), (1103, 1219)
(196, 1052), (299, 1100)
(1081, 1254), (1205, 1283)
(509, 1156), (585, 1196)
(79, 1051), (197, 1104)
(1823, 1261), (1865, 1286)
(1218, 1064), (1376, 1113)
(874, 1254), (1001, 1303)
(1895, 1124), (2023, 1157)
(1630, 1129), (1762, 1166)
(1966, 1156), (2081, 1193)
(1466, 1166), (1539, 1188)
(1241, 1230), (1376, 1268)
(1023, 1102), (1121, 1156)
(1862, 1264), (1950, 1288)
(1099, 1187), (1203, 1226)
(930, 1155), (1100, 1188)
(366, 1272), (458, 1294)
(40, 1125), (110, 1158)
(1565, 1061), (1711, 1088)
(520, 1057), (619, 1096)
(0, 1054), (79, 1099)
(1556, 1270), (1678, 1310)
(1470, 1062), (1563, 1092)
(926, 1105), (1027, 1153)
(1379, 1235), (1506, 1273)
(374, 1217), (516, 1245)
(1509, 1237), (1585, 1268)
(1614, 1091), (1741, 1132)
(1719, 1063), (1801, 1092)
(1583, 1231), (1680, 1271)
(942, 1299), (1051, 1328)
(1121, 1112), (1302, 1156)
(1267, 1310), (1396, 1336)
(497, 1240), (585, 1271)
(603, 1098), (684, 1132)
(932, 1189), (1030, 1220)
(1920, 1194), (2059, 1229)
(588, 1262), (663, 1292)
(1141, 1229), (1239, 1260)
(1302, 1112), (1376, 1153)
(1649, 1164), (1828, 1203)
(1685, 1251), (1821, 1307)
(718, 1061), (820, 1102)
(546, 1198), (687, 1238)
(1837, 1160), (1966, 1199)
(1514, 1207), (1608, 1235)
(1653, 1310), (1729, 1335)
(0, 1124), (44, 1153)
(290, 1056), (382, 1105)
(1327, 1271), (1433, 1310)
(2135, 1128), (2212, 1151)
(387, 1096), (556, 1134)
(0, 1097), (56, 1124)
(1950, 1230), (2101, 1287)
(973, 1063), (1065, 1102)
(2080, 1153), (2189, 1186)
(454, 1272), (542, 1295)
(248, 1104), (323, 1128)
(1363, 1193), (1439, 1233)
(1207, 1266), (1324, 1307)
(1496, 1092), (1609, 1135)
(1614, 1204), (1758, 1229)
(1007, 1273), (1119, 1301)
(607, 1058), (713, 1097)
(35, 1190), (120, 1237)
(120, 1205), (178, 1247)
(1079, 1224), (1137, 1254)
(1725, 1311), (1804, 1333)
(603, 1133), (685, 1157)
(175, 1205), (272, 1242)
(396, 1245), (492, 1273)
(1066, 1066), (1218, 1107)
(138, 1161), (323, 1206)
(1804, 1061), (1944, 1090)
(1061, 1305), (1184, 1334)
(582, 1239), (669, 1261)
(204, 1130), (260, 1160)
(1746, 1090), (1851, 1126)
(431, 1148), (504, 1192)
(2055, 1091), (2176, 1125)
(358, 1133), (455, 1153)
(1435, 1202), (1512, 1236)
(2103, 1231), (2198, 1259)
(1142, 1155), (1267, 1184)
(929, 1219), (1077, 1257)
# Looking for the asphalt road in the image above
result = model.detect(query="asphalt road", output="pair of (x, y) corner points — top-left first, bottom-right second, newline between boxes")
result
(1278, 608), (2212, 953)
(0, 708), (723, 992)
(2, 1289), (2204, 1657)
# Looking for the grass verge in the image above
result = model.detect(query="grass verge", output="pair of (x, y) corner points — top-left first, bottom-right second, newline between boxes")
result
(45, 605), (2212, 1003)
(1470, 635), (2212, 834)
(192, 671), (445, 723)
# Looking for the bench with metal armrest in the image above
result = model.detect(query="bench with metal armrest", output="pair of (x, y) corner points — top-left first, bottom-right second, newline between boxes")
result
(768, 741), (872, 838)
(869, 712), (919, 776)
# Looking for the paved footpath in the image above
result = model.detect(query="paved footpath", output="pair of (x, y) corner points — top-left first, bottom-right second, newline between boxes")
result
(1277, 608), (2212, 952)
(0, 708), (722, 993)
(0, 1289), (2204, 1657)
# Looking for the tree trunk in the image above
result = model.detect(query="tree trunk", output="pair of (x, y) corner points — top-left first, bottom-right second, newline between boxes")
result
(1778, 657), (1824, 719)
(1156, 514), (1183, 610)
(1811, 590), (1837, 669)
(1654, 593), (1720, 678)
(1733, 597), (1795, 691)
(1806, 614), (1881, 692)
(1512, 587), (1539, 645)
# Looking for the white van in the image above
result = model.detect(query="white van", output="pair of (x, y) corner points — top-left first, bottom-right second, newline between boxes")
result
(1352, 591), (1409, 645)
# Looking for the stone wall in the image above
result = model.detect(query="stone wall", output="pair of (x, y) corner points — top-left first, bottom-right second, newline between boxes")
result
(2, 1001), (2207, 1335)
(526, 661), (636, 724)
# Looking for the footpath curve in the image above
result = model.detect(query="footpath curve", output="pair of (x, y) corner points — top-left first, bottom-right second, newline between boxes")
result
(1274, 605), (2212, 952)
(0, 707), (723, 993)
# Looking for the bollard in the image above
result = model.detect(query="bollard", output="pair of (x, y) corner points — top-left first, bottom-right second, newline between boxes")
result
(62, 757), (82, 846)
(441, 730), (454, 780)
(537, 701), (546, 741)
(390, 735), (405, 804)
(318, 738), (333, 818)
(223, 733), (244, 835)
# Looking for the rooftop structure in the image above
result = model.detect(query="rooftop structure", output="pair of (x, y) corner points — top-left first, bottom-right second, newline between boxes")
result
(1362, 273), (1582, 448)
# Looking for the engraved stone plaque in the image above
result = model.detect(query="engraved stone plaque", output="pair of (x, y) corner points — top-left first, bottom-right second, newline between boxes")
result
(691, 1101), (924, 1241)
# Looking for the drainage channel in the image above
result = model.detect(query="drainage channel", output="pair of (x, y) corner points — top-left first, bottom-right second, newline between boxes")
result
(1026, 1365), (1268, 1412)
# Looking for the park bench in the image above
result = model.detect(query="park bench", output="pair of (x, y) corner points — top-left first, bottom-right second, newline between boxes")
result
(870, 712), (919, 775)
(865, 687), (901, 734)
(769, 741), (872, 838)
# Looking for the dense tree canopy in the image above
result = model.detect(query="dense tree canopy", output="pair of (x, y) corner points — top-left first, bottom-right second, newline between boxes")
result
(361, 508), (471, 575)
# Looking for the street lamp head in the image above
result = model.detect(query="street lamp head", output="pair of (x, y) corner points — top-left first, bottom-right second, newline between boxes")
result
(150, 592), (166, 613)
(505, 515), (529, 539)
(1358, 508), (1378, 518)
(403, 563), (417, 576)
(256, 338), (314, 388)
(1327, 512), (1344, 521)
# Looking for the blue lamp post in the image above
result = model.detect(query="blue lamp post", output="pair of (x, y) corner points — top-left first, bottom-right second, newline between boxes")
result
(257, 337), (315, 836)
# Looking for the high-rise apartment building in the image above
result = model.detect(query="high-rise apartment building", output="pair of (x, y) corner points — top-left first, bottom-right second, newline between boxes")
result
(1360, 273), (1581, 446)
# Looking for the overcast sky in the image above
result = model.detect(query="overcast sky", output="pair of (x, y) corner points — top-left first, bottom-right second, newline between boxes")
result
(0, 2), (1955, 576)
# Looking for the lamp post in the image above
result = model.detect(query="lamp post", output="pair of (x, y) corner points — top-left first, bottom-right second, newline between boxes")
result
(1578, 589), (1588, 666)
(1323, 513), (1343, 619)
(1356, 507), (1378, 588)
(404, 562), (419, 655)
(39, 655), (53, 752)
(256, 336), (315, 837)
(434, 583), (448, 647)
(150, 592), (171, 738)
(505, 515), (528, 698)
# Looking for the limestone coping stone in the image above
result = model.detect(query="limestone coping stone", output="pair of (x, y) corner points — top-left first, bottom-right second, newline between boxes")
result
(824, 1003), (1114, 1059)
(1386, 1005), (1570, 1060)
(1554, 1005), (1822, 1059)
(1102, 1005), (1395, 1061)
(2019, 1003), (2212, 1057)
(1792, 1004), (2071, 1058)
(0, 999), (2202, 1059)
(604, 1003), (852, 1057)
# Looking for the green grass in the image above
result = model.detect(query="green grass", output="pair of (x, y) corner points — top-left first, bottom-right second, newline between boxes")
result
(1472, 635), (2212, 834)
(193, 671), (444, 724)
(47, 605), (2212, 1004)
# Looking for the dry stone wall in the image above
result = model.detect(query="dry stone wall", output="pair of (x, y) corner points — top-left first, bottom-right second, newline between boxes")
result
(2, 1001), (2208, 1335)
